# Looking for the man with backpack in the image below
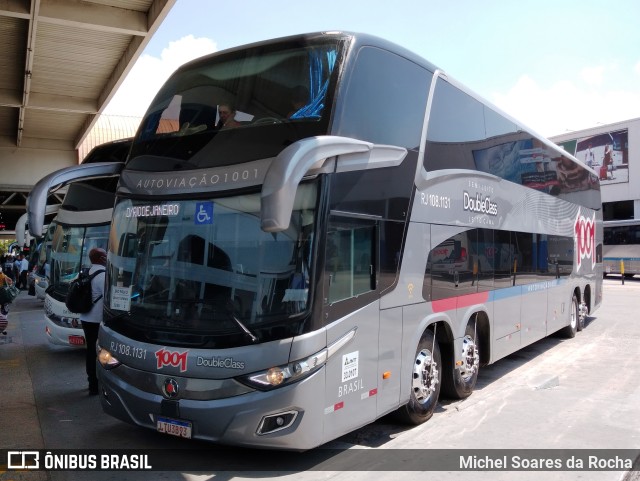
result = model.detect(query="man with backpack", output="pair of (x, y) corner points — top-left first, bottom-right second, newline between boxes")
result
(80, 247), (107, 395)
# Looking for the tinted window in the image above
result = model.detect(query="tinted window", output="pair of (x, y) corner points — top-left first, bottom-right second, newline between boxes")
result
(128, 40), (341, 171)
(512, 231), (535, 286)
(427, 228), (477, 301)
(106, 182), (319, 348)
(326, 216), (376, 304)
(328, 151), (419, 221)
(424, 78), (600, 208)
(425, 227), (573, 301)
(426, 79), (484, 144)
(484, 105), (518, 139)
(547, 235), (573, 277)
(604, 224), (640, 245)
(379, 220), (404, 293)
(337, 46), (431, 149)
(82, 140), (132, 164)
(493, 230), (514, 289)
(476, 228), (494, 292)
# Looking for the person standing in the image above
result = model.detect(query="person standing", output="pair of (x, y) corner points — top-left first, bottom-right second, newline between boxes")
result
(3, 256), (15, 282)
(585, 144), (595, 168)
(13, 255), (21, 289)
(19, 253), (29, 291)
(0, 267), (13, 335)
(80, 248), (107, 395)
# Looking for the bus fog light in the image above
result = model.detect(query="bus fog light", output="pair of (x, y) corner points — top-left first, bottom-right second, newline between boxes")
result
(97, 345), (121, 369)
(257, 410), (299, 435)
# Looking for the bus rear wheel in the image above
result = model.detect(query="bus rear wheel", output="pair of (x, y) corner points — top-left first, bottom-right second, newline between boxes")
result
(560, 295), (579, 338)
(442, 322), (479, 399)
(394, 329), (441, 425)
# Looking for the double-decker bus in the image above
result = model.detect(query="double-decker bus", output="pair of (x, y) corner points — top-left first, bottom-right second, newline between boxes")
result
(28, 32), (602, 450)
(603, 219), (640, 277)
(32, 138), (131, 346)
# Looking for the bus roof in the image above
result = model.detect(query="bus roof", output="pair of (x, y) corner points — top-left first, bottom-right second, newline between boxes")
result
(168, 31), (590, 177)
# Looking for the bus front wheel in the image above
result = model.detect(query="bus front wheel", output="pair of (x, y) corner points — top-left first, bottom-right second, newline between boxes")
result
(441, 322), (479, 399)
(394, 329), (441, 425)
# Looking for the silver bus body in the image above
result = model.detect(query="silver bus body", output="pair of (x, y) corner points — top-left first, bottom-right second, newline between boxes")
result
(28, 32), (602, 450)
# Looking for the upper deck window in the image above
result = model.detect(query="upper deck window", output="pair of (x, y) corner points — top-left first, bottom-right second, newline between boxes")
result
(336, 46), (431, 150)
(424, 78), (600, 207)
(128, 39), (342, 171)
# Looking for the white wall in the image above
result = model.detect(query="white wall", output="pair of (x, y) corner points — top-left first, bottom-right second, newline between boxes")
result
(0, 145), (77, 188)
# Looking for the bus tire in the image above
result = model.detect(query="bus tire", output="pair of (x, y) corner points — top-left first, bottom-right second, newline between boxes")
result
(577, 301), (585, 332)
(394, 329), (441, 425)
(560, 295), (579, 338)
(441, 322), (479, 399)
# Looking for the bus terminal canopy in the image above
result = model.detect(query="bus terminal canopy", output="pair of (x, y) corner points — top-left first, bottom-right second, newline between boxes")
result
(0, 0), (175, 149)
(0, 0), (176, 235)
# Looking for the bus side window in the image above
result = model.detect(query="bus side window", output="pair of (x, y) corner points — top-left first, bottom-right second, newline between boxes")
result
(326, 218), (376, 304)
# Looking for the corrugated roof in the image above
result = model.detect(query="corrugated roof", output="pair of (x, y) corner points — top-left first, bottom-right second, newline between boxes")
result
(0, 0), (175, 237)
(0, 0), (174, 149)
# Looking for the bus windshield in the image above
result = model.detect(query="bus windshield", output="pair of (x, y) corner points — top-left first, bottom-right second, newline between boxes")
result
(105, 181), (318, 348)
(128, 39), (341, 171)
(36, 222), (56, 277)
(49, 223), (110, 296)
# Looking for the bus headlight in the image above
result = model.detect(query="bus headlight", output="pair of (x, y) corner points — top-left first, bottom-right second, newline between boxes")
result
(97, 344), (121, 369)
(237, 349), (328, 391)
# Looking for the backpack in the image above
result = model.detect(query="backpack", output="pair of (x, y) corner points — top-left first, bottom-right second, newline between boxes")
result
(65, 268), (105, 314)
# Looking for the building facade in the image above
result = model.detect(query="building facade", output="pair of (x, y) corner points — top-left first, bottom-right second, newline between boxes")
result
(551, 117), (639, 220)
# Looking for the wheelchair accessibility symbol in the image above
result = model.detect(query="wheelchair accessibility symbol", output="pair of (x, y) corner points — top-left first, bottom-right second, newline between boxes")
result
(195, 202), (214, 225)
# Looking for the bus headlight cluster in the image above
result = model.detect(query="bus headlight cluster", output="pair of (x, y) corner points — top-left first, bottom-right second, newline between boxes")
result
(238, 349), (328, 391)
(97, 344), (121, 369)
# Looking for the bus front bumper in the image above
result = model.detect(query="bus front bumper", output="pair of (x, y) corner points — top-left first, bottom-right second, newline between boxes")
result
(97, 362), (326, 450)
(44, 316), (85, 347)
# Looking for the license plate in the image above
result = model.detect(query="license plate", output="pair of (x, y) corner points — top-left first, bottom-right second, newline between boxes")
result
(156, 416), (192, 439)
(68, 335), (86, 346)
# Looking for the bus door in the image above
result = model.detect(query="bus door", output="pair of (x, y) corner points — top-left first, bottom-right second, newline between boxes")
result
(321, 214), (379, 442)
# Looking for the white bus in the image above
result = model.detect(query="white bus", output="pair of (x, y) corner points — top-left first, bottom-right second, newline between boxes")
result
(35, 138), (131, 346)
(603, 219), (640, 277)
(28, 32), (602, 449)
(32, 221), (56, 300)
(15, 207), (59, 297)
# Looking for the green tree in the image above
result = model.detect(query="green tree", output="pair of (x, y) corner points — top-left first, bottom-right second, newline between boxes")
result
(0, 239), (14, 256)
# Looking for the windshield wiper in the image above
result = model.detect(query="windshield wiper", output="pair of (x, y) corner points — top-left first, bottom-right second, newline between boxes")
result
(226, 301), (258, 343)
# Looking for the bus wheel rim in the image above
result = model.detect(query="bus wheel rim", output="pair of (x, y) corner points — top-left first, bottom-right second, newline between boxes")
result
(460, 335), (479, 381)
(412, 349), (438, 404)
(570, 299), (577, 329)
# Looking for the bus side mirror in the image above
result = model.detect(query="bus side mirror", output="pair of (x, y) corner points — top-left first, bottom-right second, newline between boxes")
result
(27, 162), (124, 237)
(260, 136), (406, 232)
